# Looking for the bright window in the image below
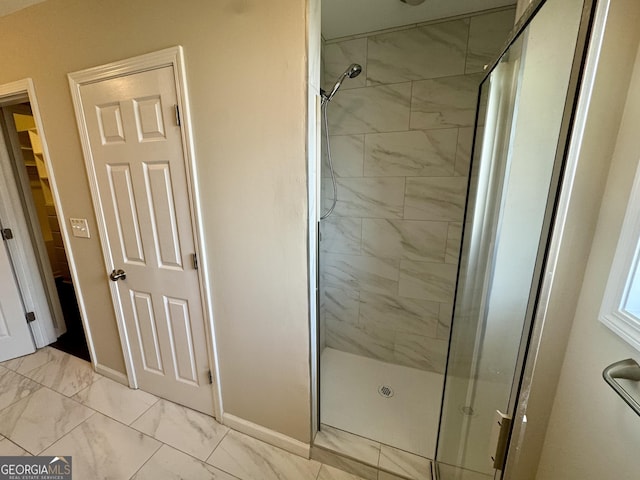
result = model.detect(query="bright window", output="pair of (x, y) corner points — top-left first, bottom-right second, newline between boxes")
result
(600, 160), (640, 351)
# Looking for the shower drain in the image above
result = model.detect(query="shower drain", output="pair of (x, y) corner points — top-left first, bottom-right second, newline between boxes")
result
(378, 385), (394, 398)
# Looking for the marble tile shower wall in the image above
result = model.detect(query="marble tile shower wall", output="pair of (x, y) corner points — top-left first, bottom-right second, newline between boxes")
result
(319, 8), (515, 373)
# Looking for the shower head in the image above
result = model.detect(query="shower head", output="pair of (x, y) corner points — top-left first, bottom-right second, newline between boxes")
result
(323, 63), (363, 103)
(346, 63), (362, 78)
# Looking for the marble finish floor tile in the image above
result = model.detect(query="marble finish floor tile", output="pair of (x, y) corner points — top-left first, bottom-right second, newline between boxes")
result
(367, 19), (468, 85)
(207, 430), (321, 480)
(0, 347), (62, 375)
(22, 350), (101, 397)
(315, 424), (380, 466)
(379, 471), (417, 480)
(42, 413), (161, 480)
(73, 376), (158, 425)
(133, 444), (237, 480)
(435, 463), (491, 479)
(0, 387), (94, 454)
(318, 464), (370, 480)
(312, 447), (378, 480)
(0, 365), (41, 411)
(0, 436), (30, 456)
(1, 346), (443, 480)
(132, 399), (228, 460)
(379, 445), (432, 480)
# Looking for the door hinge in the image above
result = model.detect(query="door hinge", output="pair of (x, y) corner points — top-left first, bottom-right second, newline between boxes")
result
(207, 370), (213, 384)
(174, 104), (181, 127)
(490, 410), (512, 470)
(1, 228), (13, 240)
(25, 312), (36, 323)
(192, 253), (198, 270)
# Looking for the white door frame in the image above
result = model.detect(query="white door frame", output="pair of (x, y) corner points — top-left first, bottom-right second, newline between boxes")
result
(0, 79), (71, 349)
(68, 46), (223, 419)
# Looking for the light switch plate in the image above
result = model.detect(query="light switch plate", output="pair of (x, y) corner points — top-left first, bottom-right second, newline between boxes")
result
(70, 218), (90, 238)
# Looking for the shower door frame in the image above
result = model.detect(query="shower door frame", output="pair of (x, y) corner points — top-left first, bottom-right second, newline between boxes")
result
(306, 0), (322, 443)
(502, 0), (603, 476)
(433, 0), (597, 477)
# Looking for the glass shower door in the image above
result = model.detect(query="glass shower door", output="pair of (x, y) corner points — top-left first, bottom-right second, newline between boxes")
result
(435, 0), (592, 478)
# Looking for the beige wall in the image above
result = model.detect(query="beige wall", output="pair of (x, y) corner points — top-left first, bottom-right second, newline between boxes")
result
(534, 1), (640, 478)
(0, 0), (311, 442)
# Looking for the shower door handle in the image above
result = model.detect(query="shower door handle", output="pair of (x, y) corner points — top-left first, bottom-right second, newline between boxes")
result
(603, 358), (640, 417)
(489, 410), (512, 470)
(109, 269), (127, 281)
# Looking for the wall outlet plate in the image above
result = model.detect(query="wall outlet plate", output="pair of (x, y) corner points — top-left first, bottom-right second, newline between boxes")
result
(70, 218), (90, 238)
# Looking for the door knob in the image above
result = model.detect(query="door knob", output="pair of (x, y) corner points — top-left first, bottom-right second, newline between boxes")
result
(109, 269), (126, 281)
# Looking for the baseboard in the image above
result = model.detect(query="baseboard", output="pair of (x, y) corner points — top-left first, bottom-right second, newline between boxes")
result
(95, 363), (129, 386)
(222, 413), (311, 458)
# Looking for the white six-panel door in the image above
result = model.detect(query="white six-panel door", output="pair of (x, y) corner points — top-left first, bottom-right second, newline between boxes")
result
(76, 65), (213, 414)
(0, 237), (35, 362)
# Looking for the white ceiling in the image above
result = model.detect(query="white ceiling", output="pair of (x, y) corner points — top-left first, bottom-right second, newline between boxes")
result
(322, 0), (517, 40)
(0, 0), (46, 17)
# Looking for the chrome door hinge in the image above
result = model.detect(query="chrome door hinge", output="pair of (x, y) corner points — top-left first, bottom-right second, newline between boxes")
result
(174, 104), (181, 126)
(25, 312), (36, 323)
(208, 370), (213, 384)
(192, 253), (198, 270)
(1, 228), (13, 240)
(490, 410), (512, 470)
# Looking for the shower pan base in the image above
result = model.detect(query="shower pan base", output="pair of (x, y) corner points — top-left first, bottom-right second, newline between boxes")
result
(320, 348), (443, 458)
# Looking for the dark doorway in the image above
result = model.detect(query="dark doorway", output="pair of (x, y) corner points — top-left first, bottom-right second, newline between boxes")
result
(51, 277), (90, 361)
(2, 102), (90, 362)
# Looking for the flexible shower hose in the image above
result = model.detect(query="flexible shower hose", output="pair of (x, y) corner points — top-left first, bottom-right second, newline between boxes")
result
(320, 100), (338, 220)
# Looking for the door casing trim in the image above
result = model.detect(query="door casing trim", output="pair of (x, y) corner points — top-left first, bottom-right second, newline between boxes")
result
(68, 46), (223, 420)
(0, 79), (79, 350)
